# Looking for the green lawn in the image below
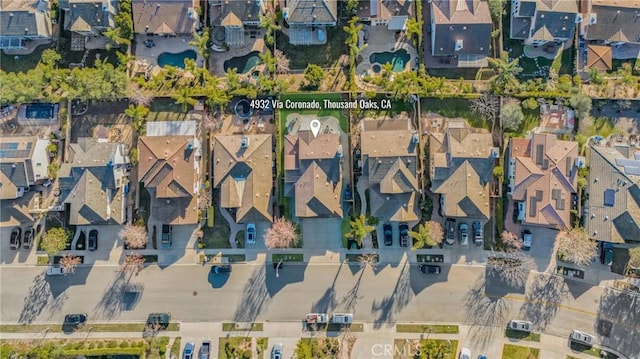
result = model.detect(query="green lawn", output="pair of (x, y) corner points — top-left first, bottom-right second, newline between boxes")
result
(323, 323), (364, 332)
(218, 337), (267, 359)
(279, 93), (350, 132)
(504, 329), (541, 342)
(272, 253), (304, 262)
(421, 97), (489, 130)
(341, 216), (351, 248)
(221, 322), (264, 331)
(0, 44), (54, 73)
(396, 324), (459, 334)
(393, 339), (458, 359)
(569, 342), (612, 357)
(426, 68), (480, 80)
(513, 107), (540, 136)
(171, 337), (182, 358)
(585, 117), (623, 138)
(147, 98), (190, 121)
(502, 344), (540, 359)
(202, 195), (231, 248)
(275, 27), (347, 70)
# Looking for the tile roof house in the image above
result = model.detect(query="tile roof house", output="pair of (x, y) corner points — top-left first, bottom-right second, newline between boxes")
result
(585, 44), (612, 72)
(284, 130), (343, 218)
(132, 0), (200, 35)
(61, 0), (117, 36)
(0, 136), (50, 200)
(280, 0), (337, 44)
(582, 0), (640, 45)
(0, 0), (53, 50)
(510, 0), (579, 46)
(586, 145), (640, 244)
(360, 121), (419, 222)
(138, 121), (201, 225)
(213, 135), (273, 223)
(429, 127), (496, 219)
(210, 0), (265, 48)
(357, 0), (413, 31)
(507, 134), (579, 229)
(429, 0), (492, 67)
(58, 138), (130, 225)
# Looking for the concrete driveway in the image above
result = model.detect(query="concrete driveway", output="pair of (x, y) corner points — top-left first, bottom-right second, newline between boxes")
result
(300, 218), (341, 250)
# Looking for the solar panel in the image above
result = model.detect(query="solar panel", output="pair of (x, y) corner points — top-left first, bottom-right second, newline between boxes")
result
(552, 189), (560, 200)
(557, 199), (565, 211)
(529, 197), (537, 216)
(536, 144), (544, 165)
(616, 159), (640, 167)
(634, 153), (640, 161)
(536, 190), (543, 201)
(604, 189), (615, 207)
(625, 166), (640, 176)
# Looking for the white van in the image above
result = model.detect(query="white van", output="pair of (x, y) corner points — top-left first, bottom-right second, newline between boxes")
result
(331, 313), (353, 324)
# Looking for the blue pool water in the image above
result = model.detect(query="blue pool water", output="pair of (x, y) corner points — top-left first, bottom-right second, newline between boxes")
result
(369, 49), (410, 72)
(224, 51), (261, 74)
(157, 50), (197, 68)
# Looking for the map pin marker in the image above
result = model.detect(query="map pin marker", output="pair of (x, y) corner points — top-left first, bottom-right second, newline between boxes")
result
(310, 119), (320, 138)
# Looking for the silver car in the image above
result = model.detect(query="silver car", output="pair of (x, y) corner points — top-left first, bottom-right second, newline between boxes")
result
(271, 342), (283, 359)
(508, 319), (533, 333)
(570, 329), (595, 346)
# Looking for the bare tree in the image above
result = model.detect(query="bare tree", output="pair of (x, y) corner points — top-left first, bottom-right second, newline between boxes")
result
(264, 217), (299, 249)
(501, 231), (523, 253)
(557, 228), (597, 266)
(546, 68), (558, 91)
(488, 252), (534, 288)
(122, 253), (145, 274)
(120, 223), (148, 249)
(59, 254), (81, 274)
(628, 246), (640, 269)
(358, 253), (378, 270)
(470, 93), (499, 121)
(274, 49), (290, 74)
(129, 84), (154, 107)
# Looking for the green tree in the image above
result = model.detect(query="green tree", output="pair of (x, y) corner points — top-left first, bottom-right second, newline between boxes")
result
(189, 28), (210, 61)
(259, 50), (276, 76)
(493, 165), (504, 178)
(303, 64), (324, 90)
(260, 13), (280, 46)
(171, 87), (198, 112)
(522, 98), (538, 110)
(40, 49), (61, 68)
(114, 0), (134, 40)
(347, 215), (375, 247)
(405, 17), (423, 46)
(42, 227), (71, 255)
(488, 53), (522, 94)
(488, 0), (505, 23)
(418, 339), (453, 359)
(628, 247), (640, 269)
(500, 102), (524, 131)
(103, 27), (131, 50)
(410, 221), (444, 250)
(569, 93), (592, 120)
(125, 104), (150, 133)
(345, 0), (359, 15)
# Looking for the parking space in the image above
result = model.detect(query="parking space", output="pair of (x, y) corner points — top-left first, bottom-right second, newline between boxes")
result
(442, 218), (487, 248)
(73, 225), (123, 264)
(300, 218), (341, 250)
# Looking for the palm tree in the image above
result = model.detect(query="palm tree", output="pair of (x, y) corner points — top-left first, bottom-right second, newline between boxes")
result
(205, 83), (231, 112)
(488, 53), (523, 94)
(172, 87), (198, 112)
(103, 27), (130, 50)
(125, 104), (150, 133)
(260, 13), (281, 46)
(405, 18), (423, 45)
(189, 28), (210, 62)
(347, 215), (375, 248)
(409, 222), (443, 250)
(259, 51), (276, 76)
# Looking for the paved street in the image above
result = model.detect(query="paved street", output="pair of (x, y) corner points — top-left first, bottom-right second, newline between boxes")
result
(1, 263), (636, 357)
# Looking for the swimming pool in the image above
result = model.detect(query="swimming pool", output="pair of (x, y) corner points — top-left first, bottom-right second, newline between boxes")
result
(369, 49), (410, 72)
(224, 51), (261, 74)
(157, 50), (197, 68)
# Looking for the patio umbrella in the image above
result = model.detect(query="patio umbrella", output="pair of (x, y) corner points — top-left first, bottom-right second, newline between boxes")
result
(155, 22), (175, 36)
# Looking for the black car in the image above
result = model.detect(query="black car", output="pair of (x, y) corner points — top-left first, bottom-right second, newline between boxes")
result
(23, 226), (34, 249)
(445, 219), (456, 245)
(10, 227), (21, 250)
(64, 313), (87, 328)
(210, 265), (231, 274)
(161, 224), (173, 249)
(88, 229), (98, 251)
(419, 264), (441, 274)
(147, 312), (171, 329)
(399, 222), (409, 247)
(383, 223), (393, 246)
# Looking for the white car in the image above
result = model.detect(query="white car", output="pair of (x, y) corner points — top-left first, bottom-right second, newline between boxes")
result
(508, 319), (533, 333)
(570, 329), (595, 346)
(331, 313), (353, 324)
(459, 347), (471, 359)
(46, 266), (66, 276)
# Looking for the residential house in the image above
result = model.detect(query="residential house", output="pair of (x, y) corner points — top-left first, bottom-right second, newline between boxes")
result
(132, 0), (199, 35)
(429, 0), (492, 67)
(213, 135), (273, 224)
(138, 121), (201, 225)
(0, 0), (53, 50)
(586, 145), (640, 244)
(581, 0), (640, 46)
(210, 0), (265, 48)
(0, 136), (50, 200)
(429, 127), (496, 219)
(357, 0), (413, 31)
(510, 0), (579, 46)
(507, 134), (579, 229)
(60, 0), (117, 36)
(280, 0), (337, 45)
(58, 138), (129, 225)
(284, 130), (342, 218)
(360, 120), (419, 222)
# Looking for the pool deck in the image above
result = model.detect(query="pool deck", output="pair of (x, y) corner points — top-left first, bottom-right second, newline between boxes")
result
(134, 34), (204, 71)
(356, 25), (418, 75)
(209, 37), (266, 77)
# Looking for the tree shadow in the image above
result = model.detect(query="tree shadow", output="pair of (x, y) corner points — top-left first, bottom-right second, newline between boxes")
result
(19, 273), (55, 324)
(233, 265), (269, 323)
(310, 263), (344, 314)
(371, 262), (412, 329)
(93, 270), (134, 320)
(409, 264), (450, 295)
(463, 274), (509, 351)
(266, 262), (308, 297)
(518, 274), (569, 332)
(484, 267), (527, 297)
(596, 288), (639, 357)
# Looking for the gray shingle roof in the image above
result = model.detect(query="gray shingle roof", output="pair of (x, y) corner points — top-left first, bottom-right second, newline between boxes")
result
(532, 11), (576, 40)
(286, 0), (337, 25)
(433, 23), (491, 56)
(212, 0), (264, 26)
(132, 0), (198, 34)
(585, 4), (640, 43)
(64, 1), (115, 32)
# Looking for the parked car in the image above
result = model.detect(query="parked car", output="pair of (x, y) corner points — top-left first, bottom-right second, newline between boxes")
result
(459, 223), (469, 246)
(445, 219), (456, 245)
(508, 319), (533, 333)
(271, 342), (283, 359)
(63, 313), (87, 328)
(383, 223), (393, 246)
(146, 313), (171, 329)
(600, 242), (613, 266)
(331, 313), (353, 324)
(22, 226), (34, 249)
(88, 229), (98, 251)
(161, 224), (172, 249)
(570, 329), (595, 346)
(182, 342), (195, 359)
(46, 266), (66, 276)
(199, 341), (211, 359)
(459, 347), (471, 359)
(472, 221), (483, 246)
(521, 230), (533, 251)
(10, 227), (21, 250)
(246, 223), (256, 244)
(419, 264), (441, 274)
(210, 265), (232, 274)
(399, 222), (409, 247)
